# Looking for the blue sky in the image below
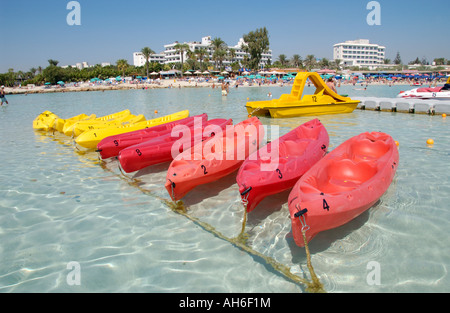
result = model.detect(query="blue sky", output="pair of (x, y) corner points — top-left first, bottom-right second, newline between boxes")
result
(1, 0), (449, 72)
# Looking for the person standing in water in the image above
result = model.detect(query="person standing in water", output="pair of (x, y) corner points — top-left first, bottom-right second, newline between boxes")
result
(0, 86), (9, 106)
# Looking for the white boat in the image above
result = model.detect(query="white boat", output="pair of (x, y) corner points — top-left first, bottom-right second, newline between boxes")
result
(398, 77), (450, 100)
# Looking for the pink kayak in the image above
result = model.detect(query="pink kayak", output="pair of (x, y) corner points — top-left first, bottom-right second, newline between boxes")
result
(237, 119), (329, 213)
(96, 113), (207, 159)
(288, 132), (399, 247)
(165, 117), (264, 201)
(118, 118), (233, 173)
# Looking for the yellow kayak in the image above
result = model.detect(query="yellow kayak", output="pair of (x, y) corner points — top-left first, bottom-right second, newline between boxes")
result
(62, 114), (97, 134)
(33, 111), (59, 131)
(76, 110), (190, 149)
(64, 109), (131, 136)
(72, 113), (146, 137)
(54, 113), (91, 133)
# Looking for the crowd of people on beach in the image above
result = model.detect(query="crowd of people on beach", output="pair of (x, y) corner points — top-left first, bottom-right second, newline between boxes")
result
(2, 72), (449, 97)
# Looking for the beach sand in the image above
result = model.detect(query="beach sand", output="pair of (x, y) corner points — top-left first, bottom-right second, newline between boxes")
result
(3, 77), (420, 95)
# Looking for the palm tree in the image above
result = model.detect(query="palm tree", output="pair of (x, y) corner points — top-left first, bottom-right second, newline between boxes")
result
(304, 55), (316, 71)
(278, 54), (288, 67)
(48, 59), (59, 67)
(174, 43), (190, 74)
(228, 48), (236, 64)
(291, 54), (302, 68)
(319, 57), (330, 69)
(141, 47), (155, 78)
(214, 49), (227, 71)
(332, 59), (342, 71)
(210, 37), (226, 70)
(186, 50), (198, 70)
(116, 59), (129, 77)
(195, 47), (208, 71)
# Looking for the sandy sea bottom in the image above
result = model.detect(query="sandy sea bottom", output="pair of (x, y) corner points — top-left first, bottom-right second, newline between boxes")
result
(0, 85), (449, 293)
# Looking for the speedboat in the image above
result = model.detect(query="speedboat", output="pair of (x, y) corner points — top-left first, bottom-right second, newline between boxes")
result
(397, 87), (450, 100)
(398, 77), (450, 100)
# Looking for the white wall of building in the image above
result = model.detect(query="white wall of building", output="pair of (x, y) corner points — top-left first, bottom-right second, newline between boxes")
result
(134, 35), (272, 68)
(333, 39), (385, 69)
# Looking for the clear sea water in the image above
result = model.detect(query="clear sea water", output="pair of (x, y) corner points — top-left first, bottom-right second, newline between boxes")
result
(1, 84), (449, 293)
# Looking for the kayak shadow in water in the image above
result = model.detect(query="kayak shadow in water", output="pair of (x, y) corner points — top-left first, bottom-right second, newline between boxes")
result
(287, 204), (374, 262)
(180, 169), (240, 207)
(245, 189), (291, 227)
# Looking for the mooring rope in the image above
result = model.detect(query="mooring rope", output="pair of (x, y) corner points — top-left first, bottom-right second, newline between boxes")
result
(68, 146), (325, 293)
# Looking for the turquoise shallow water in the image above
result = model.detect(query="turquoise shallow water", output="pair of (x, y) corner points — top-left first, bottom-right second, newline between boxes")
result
(1, 84), (449, 293)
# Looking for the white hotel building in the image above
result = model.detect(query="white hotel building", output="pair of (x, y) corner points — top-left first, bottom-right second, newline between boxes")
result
(134, 36), (272, 69)
(333, 39), (386, 70)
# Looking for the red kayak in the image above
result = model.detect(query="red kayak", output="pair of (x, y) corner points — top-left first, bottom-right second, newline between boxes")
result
(118, 118), (233, 173)
(165, 117), (264, 201)
(288, 132), (399, 247)
(237, 119), (329, 213)
(96, 113), (208, 159)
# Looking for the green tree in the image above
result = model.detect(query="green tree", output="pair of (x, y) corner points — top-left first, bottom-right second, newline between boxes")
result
(290, 54), (302, 68)
(394, 52), (402, 65)
(228, 48), (236, 64)
(304, 55), (316, 71)
(195, 47), (209, 71)
(332, 59), (342, 71)
(48, 59), (59, 67)
(210, 37), (227, 70)
(242, 27), (270, 70)
(278, 54), (288, 67)
(174, 43), (190, 75)
(116, 59), (129, 77)
(42, 65), (65, 84)
(319, 57), (330, 69)
(141, 47), (155, 78)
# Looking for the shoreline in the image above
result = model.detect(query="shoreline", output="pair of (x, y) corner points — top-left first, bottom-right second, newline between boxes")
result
(3, 79), (421, 95)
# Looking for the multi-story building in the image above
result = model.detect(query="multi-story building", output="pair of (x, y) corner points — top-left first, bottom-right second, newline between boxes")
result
(133, 52), (166, 67)
(333, 39), (385, 69)
(133, 35), (272, 69)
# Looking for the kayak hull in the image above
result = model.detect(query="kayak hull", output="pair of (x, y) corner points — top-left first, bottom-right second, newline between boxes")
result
(237, 118), (329, 212)
(165, 117), (264, 201)
(118, 118), (232, 173)
(97, 114), (208, 159)
(288, 131), (399, 247)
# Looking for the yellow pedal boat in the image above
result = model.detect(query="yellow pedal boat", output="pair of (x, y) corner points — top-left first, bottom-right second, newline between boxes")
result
(75, 110), (190, 149)
(246, 72), (360, 118)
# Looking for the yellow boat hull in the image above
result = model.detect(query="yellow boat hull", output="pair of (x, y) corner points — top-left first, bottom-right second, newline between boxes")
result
(64, 109), (131, 136)
(75, 110), (190, 149)
(246, 100), (359, 118)
(72, 113), (145, 137)
(54, 113), (90, 133)
(33, 111), (59, 131)
(246, 72), (360, 118)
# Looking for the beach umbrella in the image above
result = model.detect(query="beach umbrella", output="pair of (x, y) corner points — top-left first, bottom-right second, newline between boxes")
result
(202, 71), (210, 75)
(57, 81), (65, 85)
(45, 82), (51, 85)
